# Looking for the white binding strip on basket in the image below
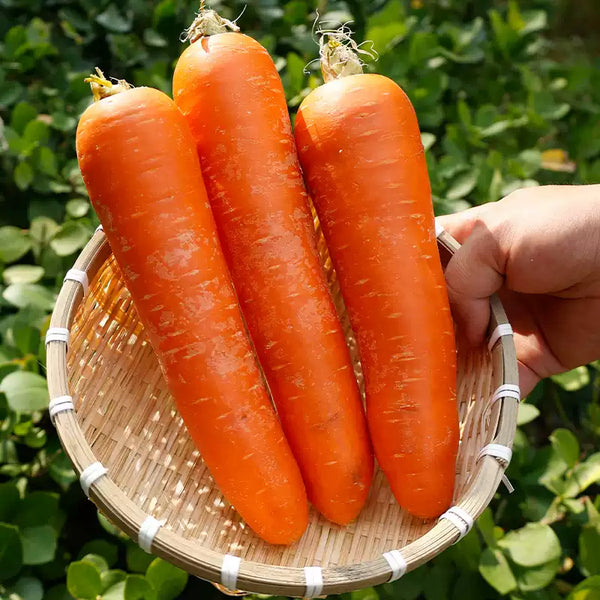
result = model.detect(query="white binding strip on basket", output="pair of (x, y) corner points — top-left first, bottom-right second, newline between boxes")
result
(492, 383), (521, 404)
(434, 218), (444, 238)
(478, 443), (513, 465)
(80, 462), (108, 497)
(488, 323), (514, 351)
(383, 550), (407, 582)
(479, 444), (516, 494)
(221, 554), (242, 592)
(439, 506), (474, 542)
(138, 516), (163, 553)
(64, 268), (89, 295)
(304, 566), (324, 598)
(45, 327), (69, 346)
(48, 395), (74, 423)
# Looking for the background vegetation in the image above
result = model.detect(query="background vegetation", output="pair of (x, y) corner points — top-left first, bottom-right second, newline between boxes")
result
(1, 0), (600, 598)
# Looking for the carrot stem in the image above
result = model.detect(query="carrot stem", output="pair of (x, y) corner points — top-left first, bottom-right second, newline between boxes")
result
(319, 29), (364, 83)
(84, 68), (132, 102)
(182, 4), (239, 43)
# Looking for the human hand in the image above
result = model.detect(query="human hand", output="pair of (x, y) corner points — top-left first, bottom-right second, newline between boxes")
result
(437, 185), (600, 396)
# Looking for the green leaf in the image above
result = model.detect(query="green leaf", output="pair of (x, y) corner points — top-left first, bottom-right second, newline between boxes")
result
(0, 438), (19, 465)
(424, 564), (453, 600)
(65, 198), (90, 218)
(23, 119), (49, 145)
(126, 542), (155, 573)
(446, 170), (478, 200)
(0, 370), (49, 412)
(564, 453), (600, 498)
(50, 221), (89, 256)
(81, 553), (109, 573)
(550, 428), (580, 469)
(125, 576), (157, 600)
(41, 584), (73, 600)
(36, 146), (57, 176)
(49, 451), (76, 489)
(0, 226), (32, 263)
(409, 32), (439, 65)
(14, 491), (59, 529)
(580, 523), (600, 576)
(532, 91), (570, 121)
(50, 112), (77, 132)
(78, 540), (119, 567)
(479, 547), (518, 595)
(367, 21), (411, 53)
(24, 426), (46, 449)
(12, 576), (43, 600)
(14, 161), (34, 190)
(512, 557), (561, 592)
(498, 523), (561, 567)
(521, 10), (548, 36)
(11, 102), (36, 134)
(286, 52), (305, 97)
(452, 572), (487, 600)
(0, 482), (20, 521)
(3, 283), (56, 310)
(143, 29), (167, 48)
(103, 581), (126, 600)
(476, 508), (498, 548)
(0, 81), (23, 107)
(525, 445), (569, 492)
(518, 403), (540, 426)
(21, 525), (57, 565)
(98, 511), (128, 539)
(517, 149), (542, 177)
(3, 264), (44, 285)
(0, 523), (23, 579)
(451, 529), (482, 572)
(96, 6), (132, 33)
(421, 132), (436, 152)
(552, 367), (590, 391)
(569, 576), (600, 600)
(101, 569), (127, 592)
(12, 321), (41, 356)
(145, 558), (188, 600)
(29, 216), (60, 247)
(349, 587), (379, 600)
(521, 488), (557, 522)
(67, 560), (103, 600)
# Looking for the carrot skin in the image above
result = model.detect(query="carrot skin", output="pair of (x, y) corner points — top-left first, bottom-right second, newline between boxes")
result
(173, 33), (373, 525)
(294, 74), (459, 519)
(76, 86), (308, 544)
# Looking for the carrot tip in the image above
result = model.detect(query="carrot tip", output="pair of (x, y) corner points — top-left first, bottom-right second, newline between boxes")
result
(317, 26), (378, 83)
(181, 5), (240, 44)
(84, 67), (133, 102)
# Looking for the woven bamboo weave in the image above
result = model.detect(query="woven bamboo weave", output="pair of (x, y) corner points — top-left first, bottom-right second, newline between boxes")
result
(46, 225), (518, 597)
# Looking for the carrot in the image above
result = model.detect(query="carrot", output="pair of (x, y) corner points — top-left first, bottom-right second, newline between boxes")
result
(172, 9), (373, 525)
(294, 33), (459, 519)
(76, 70), (308, 544)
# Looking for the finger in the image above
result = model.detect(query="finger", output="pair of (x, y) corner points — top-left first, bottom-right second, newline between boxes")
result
(517, 359), (540, 398)
(444, 223), (505, 346)
(437, 205), (489, 244)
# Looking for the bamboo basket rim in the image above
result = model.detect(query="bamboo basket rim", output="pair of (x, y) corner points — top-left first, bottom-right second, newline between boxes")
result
(46, 225), (519, 598)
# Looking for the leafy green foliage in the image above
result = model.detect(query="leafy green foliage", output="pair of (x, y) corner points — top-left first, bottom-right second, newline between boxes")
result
(1, 0), (600, 598)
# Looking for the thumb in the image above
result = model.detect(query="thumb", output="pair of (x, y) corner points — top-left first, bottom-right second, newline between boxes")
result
(444, 222), (506, 346)
(437, 205), (491, 244)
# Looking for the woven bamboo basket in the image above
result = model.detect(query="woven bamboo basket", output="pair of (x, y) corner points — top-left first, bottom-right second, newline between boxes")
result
(46, 219), (518, 598)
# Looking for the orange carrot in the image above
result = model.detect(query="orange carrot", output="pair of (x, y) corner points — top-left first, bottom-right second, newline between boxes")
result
(294, 34), (459, 519)
(76, 71), (307, 544)
(172, 10), (373, 525)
